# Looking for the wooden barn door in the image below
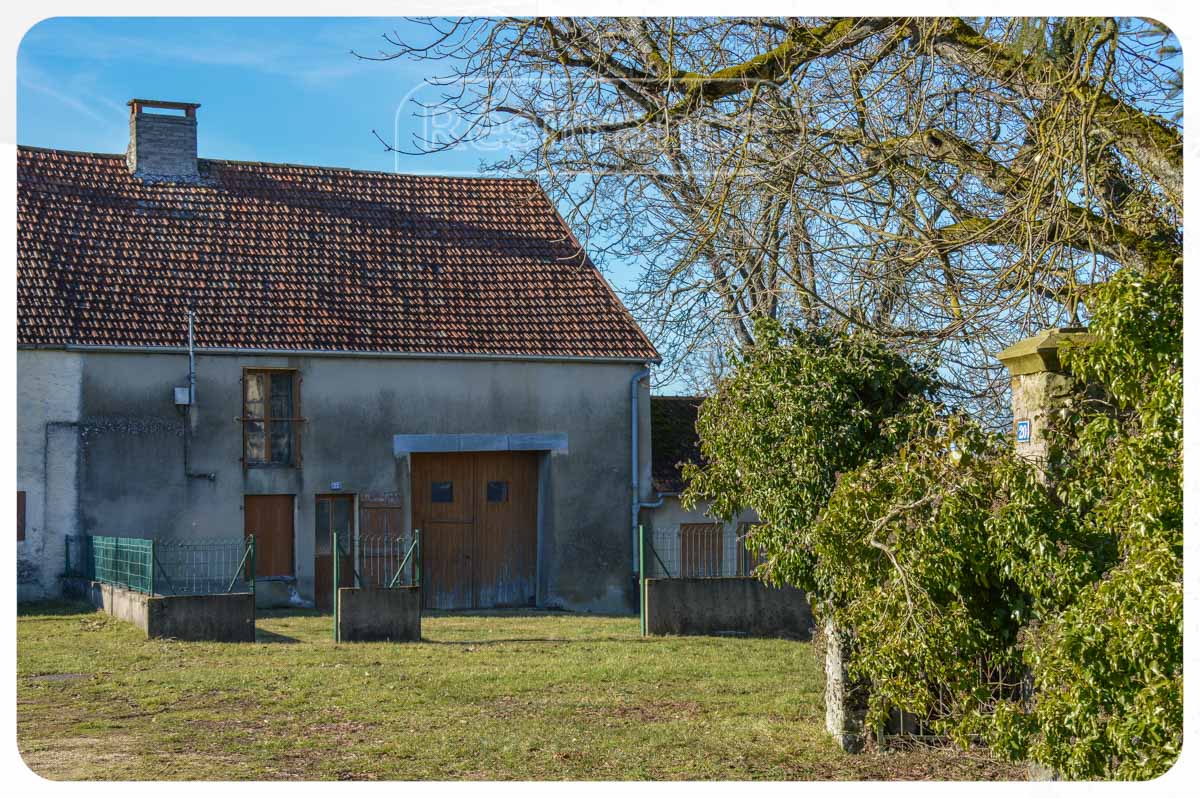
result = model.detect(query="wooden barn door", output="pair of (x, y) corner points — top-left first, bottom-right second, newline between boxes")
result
(244, 495), (294, 578)
(411, 452), (538, 610)
(412, 454), (477, 610)
(473, 452), (538, 608)
(359, 500), (407, 587)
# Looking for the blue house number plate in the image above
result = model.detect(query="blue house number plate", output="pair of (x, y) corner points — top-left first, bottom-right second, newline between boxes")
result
(1016, 419), (1031, 442)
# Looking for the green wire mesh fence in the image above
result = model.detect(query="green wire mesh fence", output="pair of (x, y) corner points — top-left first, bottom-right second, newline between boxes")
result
(65, 534), (255, 596)
(65, 535), (155, 593)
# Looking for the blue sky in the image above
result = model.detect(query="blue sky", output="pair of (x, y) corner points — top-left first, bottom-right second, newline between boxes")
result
(17, 17), (491, 175)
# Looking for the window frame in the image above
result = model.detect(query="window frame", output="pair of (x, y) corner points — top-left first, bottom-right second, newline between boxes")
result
(241, 368), (305, 468)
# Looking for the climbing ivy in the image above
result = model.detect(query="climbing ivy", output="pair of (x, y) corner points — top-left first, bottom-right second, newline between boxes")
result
(683, 261), (1182, 779)
(680, 318), (938, 590)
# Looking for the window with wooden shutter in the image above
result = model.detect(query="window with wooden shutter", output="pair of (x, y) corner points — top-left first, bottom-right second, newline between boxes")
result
(242, 370), (303, 466)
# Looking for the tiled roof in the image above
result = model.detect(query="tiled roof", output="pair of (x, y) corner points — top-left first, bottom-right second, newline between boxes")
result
(17, 147), (659, 361)
(650, 395), (706, 494)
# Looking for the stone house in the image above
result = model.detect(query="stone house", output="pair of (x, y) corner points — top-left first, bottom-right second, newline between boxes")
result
(17, 98), (661, 612)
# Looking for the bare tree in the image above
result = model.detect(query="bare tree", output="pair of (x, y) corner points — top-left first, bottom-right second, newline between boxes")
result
(361, 17), (1181, 423)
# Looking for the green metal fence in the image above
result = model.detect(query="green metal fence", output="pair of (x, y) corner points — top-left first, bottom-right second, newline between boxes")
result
(65, 535), (155, 593)
(65, 534), (256, 596)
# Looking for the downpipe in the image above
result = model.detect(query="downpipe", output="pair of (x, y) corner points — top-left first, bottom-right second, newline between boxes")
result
(630, 367), (665, 576)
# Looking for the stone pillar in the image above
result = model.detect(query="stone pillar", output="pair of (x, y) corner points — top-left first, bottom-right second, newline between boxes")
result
(997, 327), (1091, 472)
(998, 327), (1088, 781)
(823, 618), (865, 752)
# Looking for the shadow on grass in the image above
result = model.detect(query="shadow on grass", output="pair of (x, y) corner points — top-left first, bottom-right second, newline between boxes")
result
(17, 600), (96, 618)
(255, 627), (302, 644)
(256, 608), (325, 621)
(422, 609), (638, 620)
(420, 635), (646, 646)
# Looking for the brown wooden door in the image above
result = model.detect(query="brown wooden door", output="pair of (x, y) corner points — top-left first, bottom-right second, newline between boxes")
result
(314, 494), (355, 611)
(244, 495), (294, 578)
(411, 451), (538, 610)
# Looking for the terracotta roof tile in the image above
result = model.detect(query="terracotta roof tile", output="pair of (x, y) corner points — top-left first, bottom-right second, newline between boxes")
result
(650, 395), (706, 494)
(17, 147), (659, 361)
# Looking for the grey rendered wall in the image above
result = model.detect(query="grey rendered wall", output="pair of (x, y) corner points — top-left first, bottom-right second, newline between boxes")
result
(643, 577), (814, 638)
(337, 587), (421, 642)
(61, 577), (255, 642)
(645, 496), (759, 530)
(19, 348), (651, 612)
(17, 350), (83, 601)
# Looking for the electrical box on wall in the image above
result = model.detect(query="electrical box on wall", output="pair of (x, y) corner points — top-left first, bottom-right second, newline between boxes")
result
(174, 387), (192, 406)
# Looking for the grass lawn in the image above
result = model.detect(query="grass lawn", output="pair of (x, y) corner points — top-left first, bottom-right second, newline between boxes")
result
(17, 601), (1023, 781)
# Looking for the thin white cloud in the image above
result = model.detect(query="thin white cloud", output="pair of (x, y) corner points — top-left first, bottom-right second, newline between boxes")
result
(17, 62), (124, 126)
(20, 18), (382, 90)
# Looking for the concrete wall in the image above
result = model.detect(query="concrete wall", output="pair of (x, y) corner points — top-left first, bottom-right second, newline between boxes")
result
(643, 577), (813, 638)
(337, 587), (421, 642)
(19, 348), (653, 612)
(149, 592), (256, 642)
(17, 350), (83, 601)
(62, 577), (255, 642)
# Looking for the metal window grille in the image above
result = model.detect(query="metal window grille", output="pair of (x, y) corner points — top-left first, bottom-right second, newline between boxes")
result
(644, 523), (765, 579)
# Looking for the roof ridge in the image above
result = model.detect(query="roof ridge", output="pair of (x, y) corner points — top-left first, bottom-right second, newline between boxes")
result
(17, 144), (539, 185)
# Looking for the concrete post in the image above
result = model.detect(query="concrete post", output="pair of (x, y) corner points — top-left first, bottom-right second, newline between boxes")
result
(996, 327), (1091, 473)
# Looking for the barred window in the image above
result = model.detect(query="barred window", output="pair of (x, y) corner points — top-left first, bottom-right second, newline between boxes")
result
(243, 370), (301, 466)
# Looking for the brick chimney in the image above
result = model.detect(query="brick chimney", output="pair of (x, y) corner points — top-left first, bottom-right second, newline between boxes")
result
(126, 99), (200, 178)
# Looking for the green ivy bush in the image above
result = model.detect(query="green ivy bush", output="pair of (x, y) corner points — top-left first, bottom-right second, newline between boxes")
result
(682, 262), (1182, 779)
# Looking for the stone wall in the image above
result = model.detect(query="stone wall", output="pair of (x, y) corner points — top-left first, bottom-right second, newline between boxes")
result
(643, 577), (813, 638)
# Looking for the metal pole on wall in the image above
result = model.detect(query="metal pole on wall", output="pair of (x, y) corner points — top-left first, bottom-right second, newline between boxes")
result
(415, 529), (421, 588)
(639, 524), (646, 637)
(248, 534), (256, 596)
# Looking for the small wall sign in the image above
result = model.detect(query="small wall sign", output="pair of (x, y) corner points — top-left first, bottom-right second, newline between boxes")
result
(330, 481), (343, 491)
(1015, 419), (1031, 443)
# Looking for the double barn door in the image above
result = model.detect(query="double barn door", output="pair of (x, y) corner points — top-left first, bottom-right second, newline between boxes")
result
(412, 451), (538, 610)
